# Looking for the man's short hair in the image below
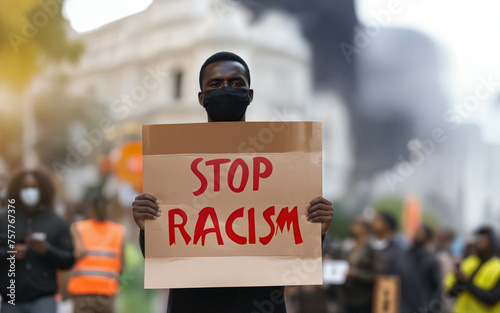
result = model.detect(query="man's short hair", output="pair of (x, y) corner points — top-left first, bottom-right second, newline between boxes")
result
(475, 226), (499, 252)
(378, 212), (397, 231)
(91, 194), (108, 222)
(199, 51), (251, 90)
(476, 226), (495, 237)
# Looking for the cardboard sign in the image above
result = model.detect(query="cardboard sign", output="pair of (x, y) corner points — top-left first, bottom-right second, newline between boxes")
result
(372, 275), (400, 313)
(142, 122), (323, 288)
(323, 260), (349, 285)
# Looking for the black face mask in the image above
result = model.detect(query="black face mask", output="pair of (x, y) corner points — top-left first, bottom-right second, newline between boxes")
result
(202, 86), (250, 122)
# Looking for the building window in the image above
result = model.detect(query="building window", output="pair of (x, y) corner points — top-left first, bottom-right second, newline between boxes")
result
(174, 70), (183, 100)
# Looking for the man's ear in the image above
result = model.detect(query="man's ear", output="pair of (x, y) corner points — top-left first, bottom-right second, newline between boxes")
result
(198, 91), (204, 107)
(248, 89), (254, 104)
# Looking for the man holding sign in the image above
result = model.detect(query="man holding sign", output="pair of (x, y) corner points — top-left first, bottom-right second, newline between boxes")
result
(132, 52), (333, 313)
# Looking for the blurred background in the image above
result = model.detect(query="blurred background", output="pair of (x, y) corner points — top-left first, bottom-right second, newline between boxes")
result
(1, 0), (500, 312)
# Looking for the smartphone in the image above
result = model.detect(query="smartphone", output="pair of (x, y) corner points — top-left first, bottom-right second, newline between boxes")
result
(31, 232), (47, 241)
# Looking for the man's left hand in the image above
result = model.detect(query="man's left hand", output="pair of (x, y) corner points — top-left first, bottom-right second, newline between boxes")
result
(26, 236), (48, 255)
(306, 197), (333, 234)
(455, 269), (469, 284)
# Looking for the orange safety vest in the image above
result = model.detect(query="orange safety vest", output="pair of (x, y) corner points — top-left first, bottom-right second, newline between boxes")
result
(68, 219), (125, 296)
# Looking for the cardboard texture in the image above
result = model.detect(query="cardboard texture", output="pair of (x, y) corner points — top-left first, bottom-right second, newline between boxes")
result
(143, 122), (323, 288)
(372, 275), (400, 313)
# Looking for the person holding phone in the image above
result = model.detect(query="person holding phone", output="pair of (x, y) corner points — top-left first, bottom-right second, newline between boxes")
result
(0, 168), (75, 313)
(446, 227), (500, 313)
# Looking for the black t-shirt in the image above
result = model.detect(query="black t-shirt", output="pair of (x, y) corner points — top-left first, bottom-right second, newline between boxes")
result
(139, 230), (287, 313)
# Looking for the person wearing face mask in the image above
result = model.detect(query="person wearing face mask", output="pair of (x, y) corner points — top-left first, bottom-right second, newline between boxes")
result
(0, 168), (75, 313)
(132, 51), (334, 313)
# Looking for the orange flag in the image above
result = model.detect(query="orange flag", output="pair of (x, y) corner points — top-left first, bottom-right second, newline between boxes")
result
(401, 193), (421, 241)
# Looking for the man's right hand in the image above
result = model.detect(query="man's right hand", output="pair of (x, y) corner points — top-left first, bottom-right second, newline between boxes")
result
(455, 268), (469, 284)
(132, 193), (162, 231)
(10, 243), (27, 260)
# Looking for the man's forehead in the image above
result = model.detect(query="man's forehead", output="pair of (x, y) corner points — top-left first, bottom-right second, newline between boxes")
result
(203, 61), (246, 79)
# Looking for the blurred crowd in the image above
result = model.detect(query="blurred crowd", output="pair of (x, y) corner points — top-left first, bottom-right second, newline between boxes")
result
(0, 168), (160, 313)
(0, 168), (499, 313)
(288, 213), (500, 313)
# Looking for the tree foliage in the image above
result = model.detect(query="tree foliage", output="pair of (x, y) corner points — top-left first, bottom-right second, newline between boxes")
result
(0, 0), (82, 90)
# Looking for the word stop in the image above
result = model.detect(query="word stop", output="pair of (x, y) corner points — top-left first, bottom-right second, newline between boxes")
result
(191, 157), (273, 195)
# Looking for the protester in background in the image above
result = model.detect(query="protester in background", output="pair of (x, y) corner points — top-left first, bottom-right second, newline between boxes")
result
(339, 216), (383, 313)
(435, 228), (459, 312)
(446, 226), (500, 312)
(371, 212), (399, 274)
(435, 228), (458, 280)
(68, 195), (125, 313)
(405, 225), (442, 312)
(371, 212), (415, 313)
(0, 168), (75, 313)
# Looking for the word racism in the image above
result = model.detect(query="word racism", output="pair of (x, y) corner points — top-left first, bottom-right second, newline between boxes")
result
(167, 157), (303, 247)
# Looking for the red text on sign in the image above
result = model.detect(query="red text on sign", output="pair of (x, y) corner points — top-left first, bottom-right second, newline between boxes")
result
(168, 206), (303, 246)
(191, 157), (273, 196)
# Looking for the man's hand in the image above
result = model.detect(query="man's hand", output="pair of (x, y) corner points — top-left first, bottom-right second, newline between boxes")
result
(132, 193), (162, 231)
(306, 197), (333, 234)
(26, 236), (48, 255)
(455, 269), (469, 284)
(10, 243), (28, 260)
